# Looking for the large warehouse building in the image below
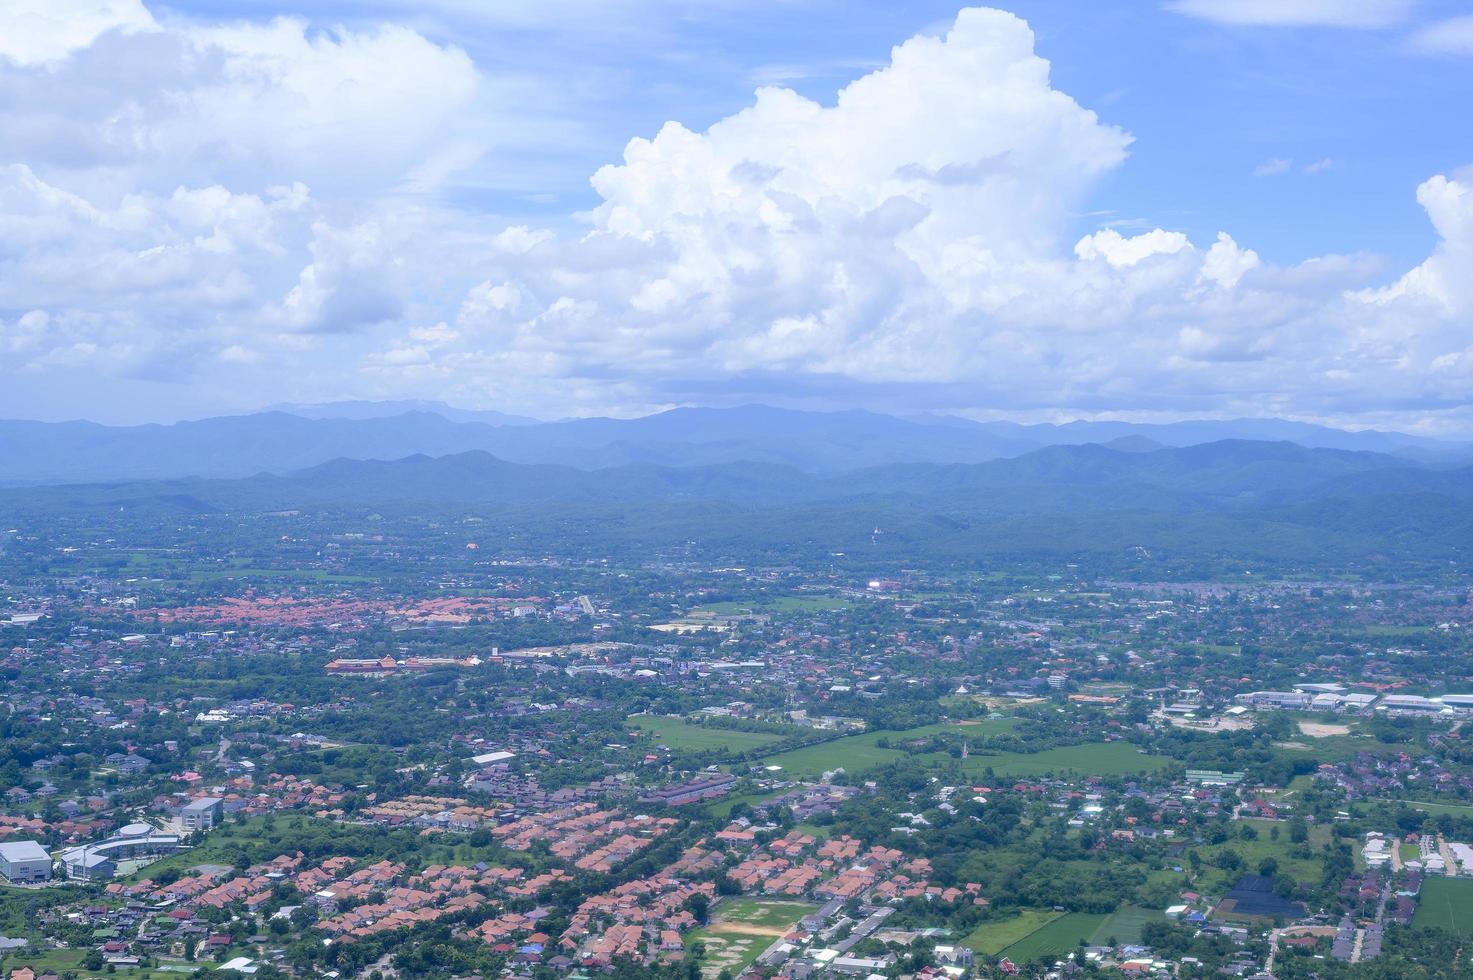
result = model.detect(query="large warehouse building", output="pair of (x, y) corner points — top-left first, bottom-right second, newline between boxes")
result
(0, 840), (52, 883)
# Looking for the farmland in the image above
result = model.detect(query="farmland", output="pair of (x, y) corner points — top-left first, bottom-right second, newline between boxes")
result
(962, 905), (1164, 961)
(998, 911), (1109, 962)
(961, 909), (1064, 954)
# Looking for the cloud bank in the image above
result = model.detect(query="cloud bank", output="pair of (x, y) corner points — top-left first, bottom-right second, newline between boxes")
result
(2, 3), (1472, 430)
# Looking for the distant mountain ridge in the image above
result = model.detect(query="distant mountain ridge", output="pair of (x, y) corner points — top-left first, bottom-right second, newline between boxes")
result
(0, 403), (1466, 487)
(3, 438), (1456, 513)
(8, 439), (1473, 563)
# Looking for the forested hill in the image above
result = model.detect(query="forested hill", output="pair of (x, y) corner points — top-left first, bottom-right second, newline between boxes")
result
(5, 439), (1473, 566)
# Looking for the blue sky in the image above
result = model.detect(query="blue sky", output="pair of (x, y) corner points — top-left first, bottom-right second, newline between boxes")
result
(2, 0), (1472, 429)
(151, 0), (1472, 263)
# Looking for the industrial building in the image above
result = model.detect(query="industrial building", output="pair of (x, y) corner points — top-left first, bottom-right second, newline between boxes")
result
(0, 840), (52, 883)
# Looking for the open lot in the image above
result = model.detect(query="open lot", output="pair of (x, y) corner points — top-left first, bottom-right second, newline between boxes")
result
(690, 898), (814, 978)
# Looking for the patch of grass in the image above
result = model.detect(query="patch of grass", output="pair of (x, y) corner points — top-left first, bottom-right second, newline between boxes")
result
(705, 790), (784, 820)
(752, 718), (1018, 778)
(1413, 876), (1473, 936)
(961, 742), (1174, 779)
(1001, 911), (1109, 963)
(1388, 799), (1473, 817)
(714, 898), (815, 930)
(1089, 905), (1164, 946)
(627, 716), (788, 753)
(961, 909), (1063, 955)
(689, 899), (813, 976)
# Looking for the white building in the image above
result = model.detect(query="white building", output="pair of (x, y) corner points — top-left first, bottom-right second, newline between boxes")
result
(181, 797), (224, 832)
(0, 840), (52, 883)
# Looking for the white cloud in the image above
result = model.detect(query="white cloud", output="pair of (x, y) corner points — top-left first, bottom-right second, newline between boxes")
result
(1254, 158), (1293, 177)
(0, 16), (481, 201)
(1165, 0), (1414, 28)
(1302, 158), (1335, 175)
(2, 2), (1472, 429)
(1075, 228), (1192, 267)
(1407, 15), (1473, 55)
(386, 6), (1470, 423)
(0, 0), (156, 66)
(1353, 175), (1473, 315)
(1199, 233), (1260, 288)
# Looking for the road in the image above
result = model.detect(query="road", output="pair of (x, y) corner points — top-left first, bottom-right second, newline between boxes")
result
(1440, 835), (1460, 875)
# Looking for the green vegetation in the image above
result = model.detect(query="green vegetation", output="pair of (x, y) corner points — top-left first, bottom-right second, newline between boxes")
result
(753, 718), (1018, 777)
(627, 716), (788, 753)
(1000, 910), (1109, 962)
(961, 909), (1063, 954)
(961, 742), (1173, 779)
(689, 898), (814, 976)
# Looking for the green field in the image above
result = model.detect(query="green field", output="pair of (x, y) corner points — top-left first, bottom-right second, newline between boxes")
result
(1414, 877), (1473, 936)
(1090, 905), (1164, 945)
(752, 718), (1018, 777)
(962, 905), (1160, 961)
(628, 716), (789, 753)
(1001, 911), (1109, 962)
(961, 909), (1064, 954)
(705, 789), (784, 820)
(961, 741), (1174, 779)
(689, 899), (814, 977)
(1389, 799), (1473, 817)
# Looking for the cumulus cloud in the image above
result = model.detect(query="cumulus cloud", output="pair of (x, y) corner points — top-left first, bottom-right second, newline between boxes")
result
(390, 6), (1471, 423)
(0, 2), (485, 398)
(1, 0), (156, 66)
(2, 2), (1472, 430)
(1165, 0), (1414, 28)
(1353, 175), (1473, 315)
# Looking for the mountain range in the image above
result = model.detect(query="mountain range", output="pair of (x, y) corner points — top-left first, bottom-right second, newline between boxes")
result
(6, 429), (1473, 564)
(2, 403), (1466, 487)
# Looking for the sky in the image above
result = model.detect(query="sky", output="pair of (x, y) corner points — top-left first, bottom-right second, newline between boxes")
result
(2, 0), (1472, 431)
